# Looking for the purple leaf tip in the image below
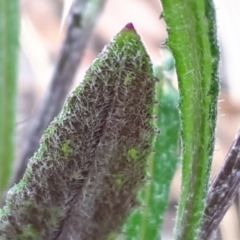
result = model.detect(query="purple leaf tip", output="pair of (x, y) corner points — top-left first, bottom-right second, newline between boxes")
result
(124, 23), (136, 32)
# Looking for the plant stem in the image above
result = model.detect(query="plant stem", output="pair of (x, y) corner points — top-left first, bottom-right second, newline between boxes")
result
(160, 0), (220, 239)
(201, 131), (240, 239)
(0, 0), (19, 200)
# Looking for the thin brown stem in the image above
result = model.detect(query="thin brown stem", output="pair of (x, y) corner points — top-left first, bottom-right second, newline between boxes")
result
(201, 130), (240, 239)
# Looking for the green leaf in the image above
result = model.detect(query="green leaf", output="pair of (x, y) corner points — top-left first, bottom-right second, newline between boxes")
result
(160, 0), (220, 239)
(0, 1), (19, 200)
(122, 66), (180, 240)
(0, 23), (156, 240)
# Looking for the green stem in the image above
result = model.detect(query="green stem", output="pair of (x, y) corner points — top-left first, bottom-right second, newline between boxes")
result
(0, 0), (19, 200)
(161, 1), (220, 239)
